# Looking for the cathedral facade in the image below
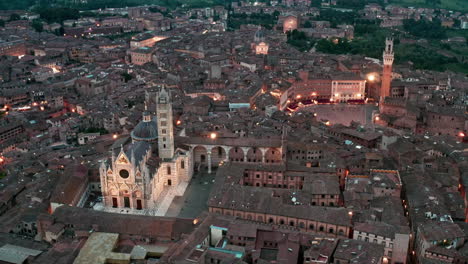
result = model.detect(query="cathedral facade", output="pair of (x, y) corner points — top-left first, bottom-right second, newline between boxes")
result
(99, 87), (192, 212)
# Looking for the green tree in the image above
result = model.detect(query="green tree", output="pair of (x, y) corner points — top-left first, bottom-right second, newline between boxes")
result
(32, 19), (43, 32)
(38, 7), (80, 23)
(9, 13), (21, 21)
(403, 19), (447, 39)
(272, 10), (280, 19)
(287, 29), (316, 51)
(303, 20), (312, 28)
(54, 27), (65, 36)
(316, 38), (352, 54)
(121, 72), (133, 82)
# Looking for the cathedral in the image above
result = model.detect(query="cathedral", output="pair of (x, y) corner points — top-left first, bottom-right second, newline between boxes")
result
(99, 86), (192, 213)
(252, 27), (269, 55)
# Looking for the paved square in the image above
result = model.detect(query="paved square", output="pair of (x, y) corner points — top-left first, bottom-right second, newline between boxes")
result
(165, 170), (216, 218)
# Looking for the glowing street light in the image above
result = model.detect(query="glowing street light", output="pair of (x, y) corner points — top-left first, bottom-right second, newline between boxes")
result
(113, 134), (118, 139)
(296, 94), (302, 99)
(311, 92), (317, 96)
(367, 74), (375, 82)
(375, 116), (380, 121)
(210, 132), (217, 139)
(459, 132), (466, 138)
(176, 120), (182, 125)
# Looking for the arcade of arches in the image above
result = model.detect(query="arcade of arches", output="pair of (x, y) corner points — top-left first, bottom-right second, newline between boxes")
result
(191, 145), (283, 173)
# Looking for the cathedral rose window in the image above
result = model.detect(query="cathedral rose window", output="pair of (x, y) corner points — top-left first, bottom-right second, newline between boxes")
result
(119, 169), (130, 179)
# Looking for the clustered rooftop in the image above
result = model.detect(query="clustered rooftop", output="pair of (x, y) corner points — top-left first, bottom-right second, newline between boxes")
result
(0, 1), (467, 264)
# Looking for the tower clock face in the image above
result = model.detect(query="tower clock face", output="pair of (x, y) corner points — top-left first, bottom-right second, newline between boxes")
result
(119, 169), (130, 179)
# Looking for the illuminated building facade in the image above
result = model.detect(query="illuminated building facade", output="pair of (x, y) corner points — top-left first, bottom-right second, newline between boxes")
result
(99, 87), (192, 213)
(283, 15), (298, 33)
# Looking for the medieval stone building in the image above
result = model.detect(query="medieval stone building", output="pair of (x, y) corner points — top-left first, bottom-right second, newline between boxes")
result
(99, 86), (192, 213)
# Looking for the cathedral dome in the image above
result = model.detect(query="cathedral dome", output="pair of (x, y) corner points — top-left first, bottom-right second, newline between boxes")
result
(131, 111), (158, 142)
(254, 27), (265, 43)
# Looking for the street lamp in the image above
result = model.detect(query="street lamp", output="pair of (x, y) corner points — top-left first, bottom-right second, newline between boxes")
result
(210, 132), (217, 139)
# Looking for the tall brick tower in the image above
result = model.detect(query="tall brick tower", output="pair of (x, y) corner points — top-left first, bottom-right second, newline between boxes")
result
(381, 37), (394, 100)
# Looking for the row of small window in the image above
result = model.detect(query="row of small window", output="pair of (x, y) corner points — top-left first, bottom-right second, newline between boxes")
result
(431, 115), (458, 121)
(232, 158), (281, 163)
(294, 156), (322, 160)
(311, 201), (335, 206)
(267, 218), (345, 234)
(357, 235), (393, 248)
(334, 82), (362, 85)
(290, 150), (323, 154)
(245, 182), (303, 189)
(246, 174), (304, 181)
(229, 235), (255, 242)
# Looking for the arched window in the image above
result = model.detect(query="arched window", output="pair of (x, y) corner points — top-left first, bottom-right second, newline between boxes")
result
(279, 219), (285, 225)
(269, 218), (274, 223)
(319, 226), (324, 232)
(289, 221), (295, 226)
(309, 224), (314, 230)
